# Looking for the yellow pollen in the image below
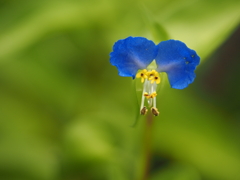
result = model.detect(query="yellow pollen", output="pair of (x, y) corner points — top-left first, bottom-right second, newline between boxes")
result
(144, 92), (157, 99)
(148, 70), (158, 77)
(136, 69), (148, 83)
(144, 92), (149, 97)
(148, 70), (161, 84)
(136, 69), (161, 84)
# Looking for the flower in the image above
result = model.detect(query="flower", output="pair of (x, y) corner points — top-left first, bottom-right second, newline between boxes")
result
(110, 36), (200, 116)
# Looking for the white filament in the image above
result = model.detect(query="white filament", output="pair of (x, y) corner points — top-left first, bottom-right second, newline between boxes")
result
(140, 78), (157, 111)
(140, 80), (148, 111)
(153, 82), (157, 108)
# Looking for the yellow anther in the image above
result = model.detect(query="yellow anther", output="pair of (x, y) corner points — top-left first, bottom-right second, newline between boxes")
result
(149, 92), (157, 98)
(144, 92), (157, 99)
(148, 70), (158, 77)
(148, 70), (161, 84)
(136, 69), (148, 83)
(144, 92), (149, 97)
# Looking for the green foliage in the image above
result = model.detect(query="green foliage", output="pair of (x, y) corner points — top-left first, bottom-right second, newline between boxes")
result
(0, 0), (239, 180)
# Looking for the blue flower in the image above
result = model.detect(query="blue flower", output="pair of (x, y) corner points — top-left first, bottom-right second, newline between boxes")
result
(110, 36), (200, 115)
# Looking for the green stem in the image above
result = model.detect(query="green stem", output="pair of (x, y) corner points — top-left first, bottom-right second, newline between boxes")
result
(142, 113), (154, 180)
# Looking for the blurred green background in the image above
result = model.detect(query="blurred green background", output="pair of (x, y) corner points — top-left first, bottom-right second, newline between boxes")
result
(0, 0), (240, 180)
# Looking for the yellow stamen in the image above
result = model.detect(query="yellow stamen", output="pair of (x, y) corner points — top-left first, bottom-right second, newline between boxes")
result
(149, 92), (157, 98)
(148, 70), (161, 84)
(144, 92), (157, 99)
(137, 69), (161, 115)
(136, 69), (148, 83)
(144, 92), (149, 98)
(147, 70), (158, 77)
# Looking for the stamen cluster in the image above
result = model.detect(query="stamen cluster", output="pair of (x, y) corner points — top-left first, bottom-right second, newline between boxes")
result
(136, 69), (160, 116)
(136, 69), (161, 84)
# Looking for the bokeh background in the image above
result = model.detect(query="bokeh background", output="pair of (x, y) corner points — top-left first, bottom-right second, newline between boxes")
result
(0, 0), (240, 180)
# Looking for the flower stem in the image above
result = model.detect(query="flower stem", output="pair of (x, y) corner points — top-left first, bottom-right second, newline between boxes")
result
(142, 113), (154, 180)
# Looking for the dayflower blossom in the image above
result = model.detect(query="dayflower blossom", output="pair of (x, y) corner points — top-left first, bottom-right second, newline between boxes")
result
(110, 36), (200, 116)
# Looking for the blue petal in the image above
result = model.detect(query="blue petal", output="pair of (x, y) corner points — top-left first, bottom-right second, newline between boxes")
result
(110, 36), (157, 78)
(155, 40), (200, 89)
